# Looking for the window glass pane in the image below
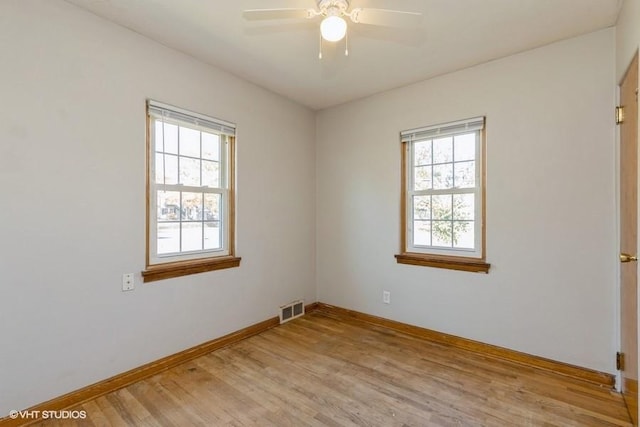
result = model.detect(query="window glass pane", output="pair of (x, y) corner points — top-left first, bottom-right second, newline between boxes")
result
(155, 121), (178, 154)
(433, 163), (453, 189)
(454, 161), (475, 188)
(432, 221), (453, 247)
(453, 194), (474, 220)
(413, 195), (431, 220)
(413, 140), (432, 166)
(432, 195), (452, 220)
(154, 121), (162, 151)
(179, 127), (200, 158)
(413, 221), (431, 246)
(180, 157), (200, 186)
(165, 155), (179, 185)
(204, 222), (221, 250)
(157, 222), (180, 254)
(204, 193), (220, 222)
(182, 192), (203, 221)
(155, 154), (179, 185)
(433, 137), (453, 164)
(454, 133), (475, 161)
(202, 160), (220, 188)
(181, 222), (203, 252)
(155, 153), (164, 184)
(453, 221), (475, 249)
(202, 133), (220, 161)
(414, 166), (432, 191)
(157, 191), (181, 221)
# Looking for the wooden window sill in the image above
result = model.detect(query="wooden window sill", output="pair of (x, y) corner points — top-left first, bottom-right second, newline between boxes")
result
(142, 256), (241, 283)
(395, 253), (490, 273)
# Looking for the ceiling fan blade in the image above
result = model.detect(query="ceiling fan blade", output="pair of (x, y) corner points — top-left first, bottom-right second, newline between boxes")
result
(350, 8), (422, 27)
(243, 8), (313, 21)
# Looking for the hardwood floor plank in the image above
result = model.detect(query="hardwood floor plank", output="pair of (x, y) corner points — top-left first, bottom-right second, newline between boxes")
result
(258, 322), (528, 422)
(298, 316), (624, 423)
(28, 311), (631, 427)
(91, 396), (130, 426)
(274, 319), (528, 425)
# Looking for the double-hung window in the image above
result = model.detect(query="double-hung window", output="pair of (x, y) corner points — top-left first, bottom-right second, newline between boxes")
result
(143, 100), (240, 282)
(395, 116), (490, 273)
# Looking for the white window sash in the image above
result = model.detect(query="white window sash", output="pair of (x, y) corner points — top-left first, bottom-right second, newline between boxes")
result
(148, 101), (233, 265)
(405, 125), (483, 258)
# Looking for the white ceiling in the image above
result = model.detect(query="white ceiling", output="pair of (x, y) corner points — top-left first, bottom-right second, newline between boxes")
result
(64, 0), (621, 110)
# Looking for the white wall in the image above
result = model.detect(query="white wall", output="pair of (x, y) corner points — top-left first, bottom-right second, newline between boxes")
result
(0, 0), (316, 414)
(0, 0), (622, 415)
(316, 29), (617, 373)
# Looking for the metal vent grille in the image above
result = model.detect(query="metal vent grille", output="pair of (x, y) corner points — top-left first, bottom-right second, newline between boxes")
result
(279, 300), (305, 324)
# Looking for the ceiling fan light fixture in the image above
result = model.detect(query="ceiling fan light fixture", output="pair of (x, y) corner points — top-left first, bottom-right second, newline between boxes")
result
(242, 0), (423, 58)
(320, 15), (347, 42)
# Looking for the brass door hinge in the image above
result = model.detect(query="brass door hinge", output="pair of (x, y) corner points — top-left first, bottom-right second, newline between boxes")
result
(616, 106), (625, 125)
(617, 351), (624, 371)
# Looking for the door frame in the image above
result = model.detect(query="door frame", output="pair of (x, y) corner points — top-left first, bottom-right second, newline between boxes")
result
(616, 50), (640, 419)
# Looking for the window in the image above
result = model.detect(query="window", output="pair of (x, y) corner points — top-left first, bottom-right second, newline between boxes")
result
(395, 116), (490, 273)
(142, 100), (240, 282)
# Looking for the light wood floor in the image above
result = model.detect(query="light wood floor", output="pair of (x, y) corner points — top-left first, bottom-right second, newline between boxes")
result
(32, 310), (631, 426)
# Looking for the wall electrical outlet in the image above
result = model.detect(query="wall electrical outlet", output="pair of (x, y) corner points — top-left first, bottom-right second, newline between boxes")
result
(383, 290), (391, 304)
(122, 273), (135, 291)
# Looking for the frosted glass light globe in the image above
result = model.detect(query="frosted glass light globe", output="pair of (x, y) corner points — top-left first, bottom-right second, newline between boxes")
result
(320, 15), (347, 42)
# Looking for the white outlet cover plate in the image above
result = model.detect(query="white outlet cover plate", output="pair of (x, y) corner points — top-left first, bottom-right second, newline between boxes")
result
(122, 273), (135, 291)
(383, 291), (391, 304)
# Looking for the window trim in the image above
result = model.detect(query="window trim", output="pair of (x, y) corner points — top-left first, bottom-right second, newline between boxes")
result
(395, 118), (490, 273)
(142, 101), (240, 283)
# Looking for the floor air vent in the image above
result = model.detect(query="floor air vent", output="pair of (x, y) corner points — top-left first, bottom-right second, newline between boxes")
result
(279, 300), (304, 324)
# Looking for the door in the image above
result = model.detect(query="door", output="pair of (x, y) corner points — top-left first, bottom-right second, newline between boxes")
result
(621, 52), (639, 426)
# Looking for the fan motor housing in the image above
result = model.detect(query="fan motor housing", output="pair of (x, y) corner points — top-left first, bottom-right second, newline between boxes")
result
(318, 0), (349, 14)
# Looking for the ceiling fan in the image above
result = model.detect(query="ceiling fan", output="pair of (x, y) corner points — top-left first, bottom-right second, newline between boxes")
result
(243, 0), (422, 58)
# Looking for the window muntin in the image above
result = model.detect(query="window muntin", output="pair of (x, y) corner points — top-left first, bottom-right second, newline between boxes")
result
(147, 101), (234, 266)
(403, 117), (484, 259)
